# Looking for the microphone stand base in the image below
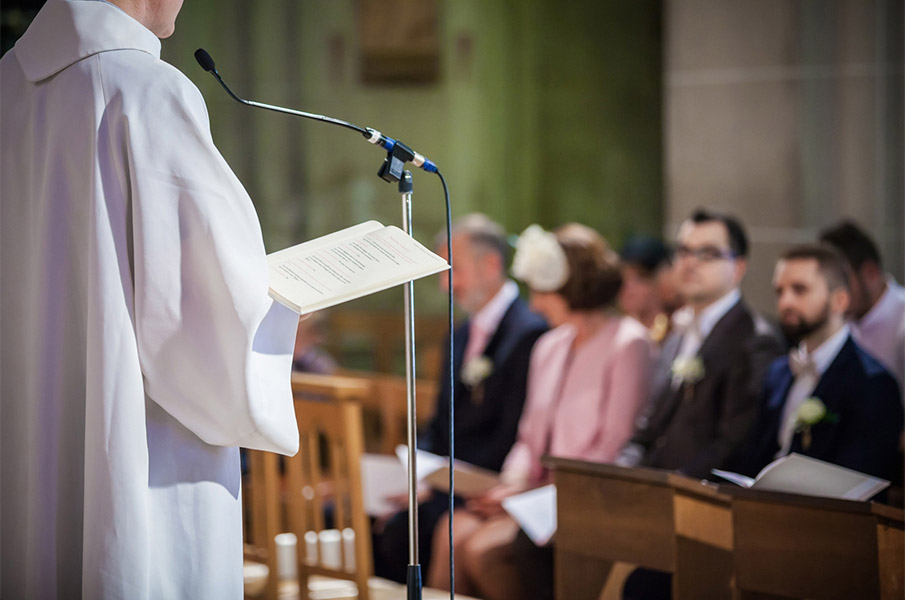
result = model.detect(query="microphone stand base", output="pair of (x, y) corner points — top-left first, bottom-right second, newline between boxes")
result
(406, 564), (422, 600)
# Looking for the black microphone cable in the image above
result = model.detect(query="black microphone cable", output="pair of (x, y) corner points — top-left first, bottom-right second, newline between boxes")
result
(194, 47), (456, 600)
(440, 170), (454, 600)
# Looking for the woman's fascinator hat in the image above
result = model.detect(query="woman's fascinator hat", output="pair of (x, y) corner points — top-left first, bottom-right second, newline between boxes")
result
(511, 225), (570, 292)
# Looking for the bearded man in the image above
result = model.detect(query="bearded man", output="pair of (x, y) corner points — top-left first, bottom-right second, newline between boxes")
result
(738, 244), (902, 481)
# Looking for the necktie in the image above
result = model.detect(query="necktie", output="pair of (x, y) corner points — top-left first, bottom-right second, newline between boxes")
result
(671, 310), (703, 390)
(788, 347), (817, 377)
(463, 322), (491, 363)
(777, 347), (819, 456)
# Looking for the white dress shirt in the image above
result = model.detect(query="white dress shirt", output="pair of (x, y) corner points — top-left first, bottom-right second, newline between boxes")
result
(671, 288), (741, 387)
(776, 324), (851, 456)
(852, 276), (905, 396)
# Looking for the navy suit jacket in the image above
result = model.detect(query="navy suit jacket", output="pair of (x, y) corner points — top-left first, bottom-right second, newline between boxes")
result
(422, 297), (547, 471)
(739, 336), (904, 482)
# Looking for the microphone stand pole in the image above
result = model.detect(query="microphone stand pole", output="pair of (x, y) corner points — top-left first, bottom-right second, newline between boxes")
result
(399, 170), (422, 600)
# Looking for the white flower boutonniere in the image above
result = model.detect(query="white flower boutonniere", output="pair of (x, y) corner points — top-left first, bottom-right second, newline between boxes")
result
(793, 397), (839, 450)
(462, 356), (494, 405)
(671, 356), (705, 402)
(462, 356), (494, 389)
(670, 356), (705, 384)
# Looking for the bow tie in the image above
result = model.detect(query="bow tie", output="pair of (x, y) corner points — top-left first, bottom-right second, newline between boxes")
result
(788, 347), (817, 377)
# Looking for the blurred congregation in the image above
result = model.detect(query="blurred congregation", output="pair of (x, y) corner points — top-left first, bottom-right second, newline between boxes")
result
(210, 1), (901, 598)
(282, 210), (904, 600)
(2, 0), (903, 599)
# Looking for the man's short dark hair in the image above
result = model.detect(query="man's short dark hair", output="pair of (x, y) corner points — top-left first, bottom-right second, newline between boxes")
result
(688, 208), (749, 258)
(619, 235), (672, 276)
(781, 243), (851, 292)
(818, 220), (882, 270)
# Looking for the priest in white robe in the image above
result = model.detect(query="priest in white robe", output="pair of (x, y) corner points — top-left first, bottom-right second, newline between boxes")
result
(1, 1), (301, 597)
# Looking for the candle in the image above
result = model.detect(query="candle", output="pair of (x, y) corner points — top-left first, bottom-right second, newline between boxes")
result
(342, 528), (356, 573)
(304, 530), (318, 566)
(274, 533), (298, 580)
(318, 529), (342, 570)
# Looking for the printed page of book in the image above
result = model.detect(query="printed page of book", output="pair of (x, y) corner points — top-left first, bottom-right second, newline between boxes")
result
(268, 222), (449, 313)
(502, 484), (557, 546)
(751, 453), (889, 501)
(268, 221), (384, 261)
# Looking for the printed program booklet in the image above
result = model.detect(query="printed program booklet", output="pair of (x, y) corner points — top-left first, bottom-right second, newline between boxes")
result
(712, 453), (890, 501)
(268, 221), (449, 314)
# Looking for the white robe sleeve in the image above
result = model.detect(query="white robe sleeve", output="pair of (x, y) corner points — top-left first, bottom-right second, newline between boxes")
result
(119, 63), (299, 454)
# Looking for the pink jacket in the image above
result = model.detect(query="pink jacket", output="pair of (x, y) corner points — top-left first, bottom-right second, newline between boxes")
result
(502, 316), (653, 486)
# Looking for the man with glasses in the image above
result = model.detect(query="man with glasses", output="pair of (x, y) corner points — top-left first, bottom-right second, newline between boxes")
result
(618, 209), (784, 600)
(619, 209), (783, 477)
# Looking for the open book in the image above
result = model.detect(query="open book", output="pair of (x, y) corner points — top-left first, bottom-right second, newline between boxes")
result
(268, 221), (449, 314)
(395, 445), (501, 498)
(712, 453), (890, 501)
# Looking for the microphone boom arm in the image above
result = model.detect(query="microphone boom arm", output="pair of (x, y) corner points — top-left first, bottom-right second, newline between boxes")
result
(194, 48), (438, 181)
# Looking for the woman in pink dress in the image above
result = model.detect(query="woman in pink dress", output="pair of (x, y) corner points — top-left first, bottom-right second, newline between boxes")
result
(427, 223), (654, 600)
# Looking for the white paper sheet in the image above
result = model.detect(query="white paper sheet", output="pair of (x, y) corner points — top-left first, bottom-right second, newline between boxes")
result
(502, 484), (557, 546)
(360, 453), (409, 517)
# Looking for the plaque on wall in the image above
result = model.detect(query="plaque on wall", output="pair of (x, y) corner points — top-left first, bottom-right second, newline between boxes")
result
(358, 0), (440, 85)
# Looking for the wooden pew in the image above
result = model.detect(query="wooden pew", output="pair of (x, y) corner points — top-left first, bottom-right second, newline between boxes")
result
(287, 389), (373, 600)
(547, 457), (733, 600)
(669, 474), (734, 598)
(726, 487), (904, 600)
(363, 373), (437, 455)
(292, 371), (438, 456)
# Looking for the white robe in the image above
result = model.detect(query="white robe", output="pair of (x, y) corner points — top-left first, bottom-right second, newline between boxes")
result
(1, 1), (300, 598)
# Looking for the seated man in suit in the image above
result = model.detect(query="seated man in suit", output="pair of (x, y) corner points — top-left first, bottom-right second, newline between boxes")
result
(820, 220), (905, 394)
(373, 213), (547, 582)
(618, 208), (783, 478)
(619, 209), (783, 600)
(739, 244), (903, 482)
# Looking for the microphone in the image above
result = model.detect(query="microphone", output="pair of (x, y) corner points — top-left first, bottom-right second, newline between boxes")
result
(193, 48), (438, 179)
(194, 48), (216, 73)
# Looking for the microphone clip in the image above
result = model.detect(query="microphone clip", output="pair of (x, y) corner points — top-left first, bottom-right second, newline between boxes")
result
(377, 140), (417, 183)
